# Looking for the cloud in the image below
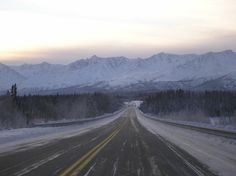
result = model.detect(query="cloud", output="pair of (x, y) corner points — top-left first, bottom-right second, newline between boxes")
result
(0, 0), (236, 64)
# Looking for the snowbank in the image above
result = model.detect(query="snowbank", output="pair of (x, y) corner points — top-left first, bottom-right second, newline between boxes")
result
(145, 113), (236, 133)
(136, 109), (236, 176)
(0, 109), (124, 154)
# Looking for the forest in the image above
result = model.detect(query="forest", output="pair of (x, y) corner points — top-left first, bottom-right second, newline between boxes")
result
(140, 89), (236, 122)
(0, 86), (122, 129)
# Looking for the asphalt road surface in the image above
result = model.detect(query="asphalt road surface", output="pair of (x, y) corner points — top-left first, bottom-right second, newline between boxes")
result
(0, 107), (217, 176)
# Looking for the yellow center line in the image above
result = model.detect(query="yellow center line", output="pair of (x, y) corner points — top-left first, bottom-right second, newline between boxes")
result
(60, 120), (126, 176)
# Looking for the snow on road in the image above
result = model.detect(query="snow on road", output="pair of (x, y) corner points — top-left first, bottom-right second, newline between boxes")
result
(136, 109), (236, 176)
(0, 110), (124, 155)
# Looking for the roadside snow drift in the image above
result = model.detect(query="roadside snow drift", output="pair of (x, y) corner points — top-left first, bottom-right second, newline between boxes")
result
(0, 110), (124, 155)
(136, 109), (236, 176)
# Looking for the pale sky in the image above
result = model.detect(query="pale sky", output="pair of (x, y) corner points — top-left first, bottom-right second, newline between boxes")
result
(0, 0), (236, 64)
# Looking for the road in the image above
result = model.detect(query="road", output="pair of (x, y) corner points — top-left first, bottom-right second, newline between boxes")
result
(0, 107), (216, 176)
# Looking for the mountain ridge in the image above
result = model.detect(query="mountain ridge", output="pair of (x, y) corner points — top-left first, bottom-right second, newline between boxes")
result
(0, 50), (236, 94)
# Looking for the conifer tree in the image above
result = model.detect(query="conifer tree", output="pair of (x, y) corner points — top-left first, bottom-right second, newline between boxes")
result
(10, 84), (17, 101)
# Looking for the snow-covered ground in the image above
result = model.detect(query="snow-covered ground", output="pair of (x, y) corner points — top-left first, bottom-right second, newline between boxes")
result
(136, 109), (236, 176)
(124, 100), (143, 108)
(0, 110), (124, 155)
(32, 108), (125, 126)
(145, 113), (236, 133)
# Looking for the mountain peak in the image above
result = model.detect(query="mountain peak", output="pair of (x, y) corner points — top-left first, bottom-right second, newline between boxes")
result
(39, 61), (50, 65)
(205, 50), (234, 56)
(90, 55), (100, 60)
(0, 62), (15, 70)
(1, 50), (236, 93)
(36, 62), (52, 68)
(0, 62), (5, 67)
(221, 49), (233, 53)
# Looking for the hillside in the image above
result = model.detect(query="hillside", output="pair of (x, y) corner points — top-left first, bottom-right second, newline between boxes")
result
(0, 50), (236, 94)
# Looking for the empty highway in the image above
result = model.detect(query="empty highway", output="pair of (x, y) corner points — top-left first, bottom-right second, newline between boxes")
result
(0, 107), (218, 176)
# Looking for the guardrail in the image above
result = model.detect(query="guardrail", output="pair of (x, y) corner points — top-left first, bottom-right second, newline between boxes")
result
(142, 112), (236, 140)
(32, 107), (125, 128)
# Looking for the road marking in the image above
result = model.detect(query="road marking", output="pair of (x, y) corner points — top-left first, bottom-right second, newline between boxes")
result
(83, 162), (96, 176)
(112, 157), (119, 176)
(130, 115), (139, 133)
(60, 125), (123, 176)
(14, 151), (65, 176)
(157, 135), (205, 176)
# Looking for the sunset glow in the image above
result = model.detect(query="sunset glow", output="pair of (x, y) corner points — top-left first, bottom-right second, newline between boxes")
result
(0, 0), (236, 64)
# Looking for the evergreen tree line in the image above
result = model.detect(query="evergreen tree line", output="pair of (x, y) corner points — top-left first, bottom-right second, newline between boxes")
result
(140, 89), (236, 117)
(0, 92), (122, 129)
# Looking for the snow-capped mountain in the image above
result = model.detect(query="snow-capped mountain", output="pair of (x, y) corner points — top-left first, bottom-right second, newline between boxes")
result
(0, 63), (25, 91)
(1, 50), (236, 94)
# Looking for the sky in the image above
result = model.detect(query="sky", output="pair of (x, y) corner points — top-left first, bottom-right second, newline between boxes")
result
(0, 0), (236, 64)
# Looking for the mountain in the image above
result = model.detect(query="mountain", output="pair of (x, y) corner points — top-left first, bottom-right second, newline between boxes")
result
(1, 50), (236, 94)
(195, 71), (236, 90)
(0, 63), (25, 91)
